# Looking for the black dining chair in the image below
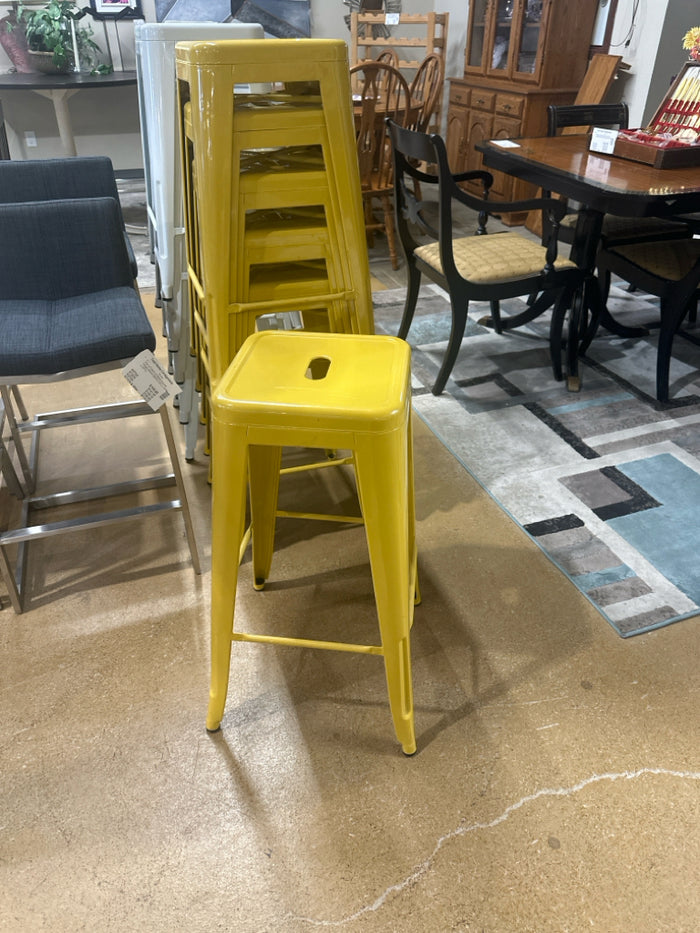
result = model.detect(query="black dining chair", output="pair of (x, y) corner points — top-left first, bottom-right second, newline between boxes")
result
(591, 238), (700, 402)
(387, 119), (586, 394)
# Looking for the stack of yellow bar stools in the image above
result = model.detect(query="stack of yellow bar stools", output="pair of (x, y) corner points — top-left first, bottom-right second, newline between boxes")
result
(208, 330), (419, 755)
(175, 39), (374, 451)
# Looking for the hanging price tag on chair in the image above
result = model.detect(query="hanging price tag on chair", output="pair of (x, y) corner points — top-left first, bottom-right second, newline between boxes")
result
(385, 13), (400, 25)
(122, 350), (179, 411)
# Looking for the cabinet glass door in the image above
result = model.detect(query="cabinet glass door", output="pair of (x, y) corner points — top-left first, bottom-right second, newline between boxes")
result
(513, 0), (543, 77)
(487, 0), (515, 74)
(465, 0), (489, 71)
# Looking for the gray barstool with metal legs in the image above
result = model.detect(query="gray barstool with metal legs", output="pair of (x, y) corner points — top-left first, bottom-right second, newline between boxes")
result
(0, 195), (200, 612)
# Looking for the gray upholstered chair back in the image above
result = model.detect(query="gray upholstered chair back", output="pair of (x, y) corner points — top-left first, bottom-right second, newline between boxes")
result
(0, 197), (134, 300)
(0, 156), (137, 277)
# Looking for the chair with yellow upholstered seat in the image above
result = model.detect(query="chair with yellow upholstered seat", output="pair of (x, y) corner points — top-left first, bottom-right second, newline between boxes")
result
(387, 120), (586, 394)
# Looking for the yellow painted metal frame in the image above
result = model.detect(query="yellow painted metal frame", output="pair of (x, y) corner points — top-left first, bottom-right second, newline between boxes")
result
(209, 331), (419, 755)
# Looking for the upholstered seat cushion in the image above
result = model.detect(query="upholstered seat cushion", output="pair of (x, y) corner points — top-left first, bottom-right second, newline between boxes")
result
(415, 231), (577, 284)
(609, 239), (700, 282)
(0, 287), (156, 376)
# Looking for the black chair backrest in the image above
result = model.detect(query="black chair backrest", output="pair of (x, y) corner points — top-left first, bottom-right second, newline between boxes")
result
(544, 103), (629, 209)
(387, 120), (497, 280)
(547, 102), (629, 137)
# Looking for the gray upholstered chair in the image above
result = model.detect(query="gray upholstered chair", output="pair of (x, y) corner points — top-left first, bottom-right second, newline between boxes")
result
(0, 194), (200, 612)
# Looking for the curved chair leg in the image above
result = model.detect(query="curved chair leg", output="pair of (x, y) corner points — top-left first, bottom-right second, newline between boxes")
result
(398, 262), (421, 340)
(656, 332), (673, 403)
(599, 266), (612, 305)
(565, 287), (586, 391)
(578, 274), (606, 355)
(498, 289), (556, 331)
(656, 292), (696, 402)
(549, 287), (570, 382)
(432, 297), (469, 396)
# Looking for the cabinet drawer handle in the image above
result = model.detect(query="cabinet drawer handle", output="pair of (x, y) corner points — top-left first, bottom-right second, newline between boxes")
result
(503, 103), (511, 111)
(476, 97), (485, 105)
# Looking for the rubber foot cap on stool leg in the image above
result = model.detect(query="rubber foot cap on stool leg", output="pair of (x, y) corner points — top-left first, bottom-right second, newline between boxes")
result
(253, 578), (266, 590)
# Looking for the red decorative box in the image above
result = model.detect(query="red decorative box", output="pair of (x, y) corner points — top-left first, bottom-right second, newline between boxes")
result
(613, 62), (700, 169)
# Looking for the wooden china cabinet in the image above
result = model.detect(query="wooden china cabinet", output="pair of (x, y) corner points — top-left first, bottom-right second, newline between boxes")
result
(447, 0), (599, 224)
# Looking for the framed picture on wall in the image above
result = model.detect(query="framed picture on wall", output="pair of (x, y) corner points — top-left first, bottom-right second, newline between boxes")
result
(89, 0), (144, 18)
(590, 0), (618, 54)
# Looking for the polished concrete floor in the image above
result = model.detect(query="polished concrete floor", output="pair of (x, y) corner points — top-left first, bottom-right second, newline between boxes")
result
(1, 226), (699, 932)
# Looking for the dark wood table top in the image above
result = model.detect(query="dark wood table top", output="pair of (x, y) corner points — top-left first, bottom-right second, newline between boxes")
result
(477, 134), (700, 218)
(0, 70), (137, 91)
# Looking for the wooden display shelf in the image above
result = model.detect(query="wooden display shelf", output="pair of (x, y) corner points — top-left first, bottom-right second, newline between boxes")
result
(349, 12), (448, 73)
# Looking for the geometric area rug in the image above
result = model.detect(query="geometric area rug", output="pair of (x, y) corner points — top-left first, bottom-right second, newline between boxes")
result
(373, 282), (700, 637)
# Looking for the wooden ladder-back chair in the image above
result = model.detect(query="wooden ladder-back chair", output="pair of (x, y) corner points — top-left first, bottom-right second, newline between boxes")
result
(408, 52), (444, 133)
(375, 47), (399, 67)
(387, 120), (586, 394)
(351, 61), (412, 271)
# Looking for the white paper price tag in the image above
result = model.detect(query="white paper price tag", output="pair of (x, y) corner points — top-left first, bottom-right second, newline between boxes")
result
(122, 349), (179, 411)
(385, 12), (400, 25)
(589, 126), (618, 155)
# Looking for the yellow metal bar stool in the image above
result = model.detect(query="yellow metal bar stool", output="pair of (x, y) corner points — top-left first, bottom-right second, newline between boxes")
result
(208, 330), (419, 755)
(175, 39), (374, 391)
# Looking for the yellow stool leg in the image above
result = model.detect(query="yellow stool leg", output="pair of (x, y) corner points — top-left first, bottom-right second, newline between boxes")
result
(248, 444), (283, 589)
(408, 415), (421, 608)
(207, 420), (249, 732)
(354, 429), (416, 755)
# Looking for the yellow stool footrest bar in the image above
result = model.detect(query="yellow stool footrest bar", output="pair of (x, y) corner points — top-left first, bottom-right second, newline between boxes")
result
(231, 632), (384, 655)
(275, 510), (363, 524)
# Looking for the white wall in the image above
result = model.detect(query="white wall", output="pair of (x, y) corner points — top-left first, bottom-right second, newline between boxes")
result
(3, 0), (680, 167)
(0, 5), (142, 167)
(607, 0), (690, 126)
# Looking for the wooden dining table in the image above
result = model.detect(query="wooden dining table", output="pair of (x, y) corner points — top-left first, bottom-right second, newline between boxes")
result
(476, 134), (700, 387)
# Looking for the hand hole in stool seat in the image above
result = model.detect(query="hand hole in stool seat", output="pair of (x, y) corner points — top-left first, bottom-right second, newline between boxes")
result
(305, 356), (331, 380)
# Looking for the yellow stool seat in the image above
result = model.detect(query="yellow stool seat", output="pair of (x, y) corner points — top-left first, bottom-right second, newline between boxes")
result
(209, 330), (418, 754)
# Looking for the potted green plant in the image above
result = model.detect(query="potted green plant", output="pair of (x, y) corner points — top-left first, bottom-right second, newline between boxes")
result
(15, 1), (109, 74)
